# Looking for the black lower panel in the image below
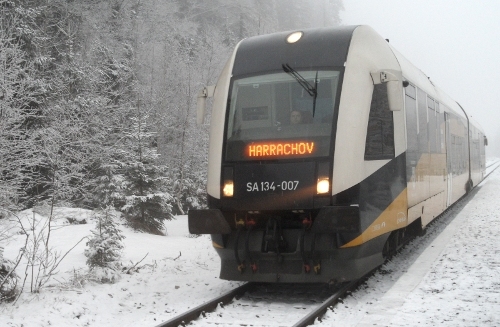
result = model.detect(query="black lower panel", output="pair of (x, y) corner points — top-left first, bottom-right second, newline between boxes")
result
(216, 230), (389, 283)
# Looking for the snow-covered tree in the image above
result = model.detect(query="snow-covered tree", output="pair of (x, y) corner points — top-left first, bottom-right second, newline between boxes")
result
(0, 1), (45, 213)
(120, 112), (174, 234)
(0, 246), (19, 302)
(85, 207), (124, 283)
(1, 0), (346, 215)
(92, 162), (126, 208)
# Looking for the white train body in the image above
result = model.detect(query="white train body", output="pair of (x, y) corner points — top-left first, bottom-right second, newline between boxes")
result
(189, 26), (486, 283)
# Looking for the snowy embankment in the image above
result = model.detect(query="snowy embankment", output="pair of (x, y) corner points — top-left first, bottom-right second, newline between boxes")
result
(1, 160), (499, 326)
(0, 209), (241, 326)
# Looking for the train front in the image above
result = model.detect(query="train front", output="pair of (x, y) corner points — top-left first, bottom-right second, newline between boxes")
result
(189, 26), (399, 283)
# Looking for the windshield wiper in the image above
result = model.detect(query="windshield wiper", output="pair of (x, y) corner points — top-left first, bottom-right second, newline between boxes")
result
(282, 63), (318, 116)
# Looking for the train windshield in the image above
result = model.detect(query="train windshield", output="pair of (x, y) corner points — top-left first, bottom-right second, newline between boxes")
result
(225, 70), (340, 161)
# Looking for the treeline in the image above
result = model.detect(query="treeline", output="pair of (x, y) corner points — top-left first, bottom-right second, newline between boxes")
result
(0, 0), (344, 233)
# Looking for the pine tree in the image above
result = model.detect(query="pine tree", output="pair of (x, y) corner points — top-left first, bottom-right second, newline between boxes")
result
(120, 111), (174, 234)
(85, 207), (124, 283)
(92, 162), (126, 209)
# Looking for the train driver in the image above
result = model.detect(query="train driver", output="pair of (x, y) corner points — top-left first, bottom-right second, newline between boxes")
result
(290, 110), (302, 124)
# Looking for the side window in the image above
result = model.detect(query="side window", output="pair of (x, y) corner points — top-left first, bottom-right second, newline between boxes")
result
(405, 84), (418, 183)
(364, 84), (395, 160)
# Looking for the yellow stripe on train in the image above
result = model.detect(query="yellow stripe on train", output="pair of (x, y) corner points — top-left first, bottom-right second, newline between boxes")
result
(212, 241), (224, 249)
(341, 188), (408, 248)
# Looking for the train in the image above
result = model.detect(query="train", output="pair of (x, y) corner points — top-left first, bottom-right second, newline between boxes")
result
(188, 25), (487, 284)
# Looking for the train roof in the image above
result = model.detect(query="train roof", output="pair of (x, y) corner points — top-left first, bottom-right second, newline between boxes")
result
(232, 26), (357, 77)
(385, 31), (484, 135)
(230, 25), (482, 134)
(388, 44), (468, 121)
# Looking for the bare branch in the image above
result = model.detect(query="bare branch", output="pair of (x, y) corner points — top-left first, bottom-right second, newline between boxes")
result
(125, 252), (149, 274)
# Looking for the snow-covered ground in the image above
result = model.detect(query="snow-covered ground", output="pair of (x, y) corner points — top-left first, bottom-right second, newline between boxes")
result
(1, 163), (499, 326)
(320, 163), (500, 326)
(0, 210), (241, 326)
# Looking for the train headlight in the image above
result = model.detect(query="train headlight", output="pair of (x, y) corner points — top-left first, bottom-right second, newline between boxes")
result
(286, 31), (303, 44)
(317, 178), (330, 194)
(223, 181), (234, 197)
(222, 166), (234, 197)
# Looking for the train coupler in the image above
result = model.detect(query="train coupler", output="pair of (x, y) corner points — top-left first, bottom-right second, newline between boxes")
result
(263, 218), (287, 253)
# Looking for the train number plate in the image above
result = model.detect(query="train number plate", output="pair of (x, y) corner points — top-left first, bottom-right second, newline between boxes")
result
(246, 180), (299, 192)
(231, 162), (316, 210)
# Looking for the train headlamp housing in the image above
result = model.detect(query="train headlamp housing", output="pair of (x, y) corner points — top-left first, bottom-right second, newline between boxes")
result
(223, 181), (234, 197)
(316, 178), (330, 195)
(286, 31), (303, 44)
(316, 161), (331, 195)
(222, 167), (234, 197)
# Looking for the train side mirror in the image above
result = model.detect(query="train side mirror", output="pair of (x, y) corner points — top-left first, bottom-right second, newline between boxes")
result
(370, 70), (403, 111)
(196, 85), (216, 125)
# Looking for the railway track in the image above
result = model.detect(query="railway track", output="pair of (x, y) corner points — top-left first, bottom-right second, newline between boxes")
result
(156, 162), (500, 327)
(155, 280), (358, 327)
(485, 159), (500, 178)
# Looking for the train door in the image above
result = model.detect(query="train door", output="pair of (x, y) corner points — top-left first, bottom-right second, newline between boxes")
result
(444, 112), (453, 207)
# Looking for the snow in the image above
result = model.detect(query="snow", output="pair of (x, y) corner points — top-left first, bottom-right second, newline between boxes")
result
(321, 164), (500, 326)
(1, 211), (240, 326)
(1, 164), (500, 326)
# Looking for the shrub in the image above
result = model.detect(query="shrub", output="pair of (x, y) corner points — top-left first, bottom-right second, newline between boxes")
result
(84, 207), (124, 283)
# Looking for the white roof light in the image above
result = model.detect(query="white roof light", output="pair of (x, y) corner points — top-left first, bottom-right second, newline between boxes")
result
(286, 31), (303, 44)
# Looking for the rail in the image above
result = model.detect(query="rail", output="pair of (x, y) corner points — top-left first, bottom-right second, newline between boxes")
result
(291, 280), (358, 327)
(155, 282), (254, 327)
(155, 279), (363, 327)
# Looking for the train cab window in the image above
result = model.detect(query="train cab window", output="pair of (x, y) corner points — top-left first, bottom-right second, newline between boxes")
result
(364, 84), (395, 160)
(225, 70), (340, 161)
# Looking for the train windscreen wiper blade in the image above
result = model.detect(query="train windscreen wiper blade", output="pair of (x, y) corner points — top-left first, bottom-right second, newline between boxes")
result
(282, 64), (318, 116)
(282, 64), (316, 97)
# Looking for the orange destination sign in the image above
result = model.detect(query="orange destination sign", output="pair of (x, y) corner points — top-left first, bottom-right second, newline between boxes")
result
(247, 141), (315, 158)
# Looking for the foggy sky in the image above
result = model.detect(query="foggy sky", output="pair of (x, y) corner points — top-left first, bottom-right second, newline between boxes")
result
(341, 0), (500, 157)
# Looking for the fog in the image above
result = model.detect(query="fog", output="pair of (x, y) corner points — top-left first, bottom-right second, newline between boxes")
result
(341, 0), (500, 157)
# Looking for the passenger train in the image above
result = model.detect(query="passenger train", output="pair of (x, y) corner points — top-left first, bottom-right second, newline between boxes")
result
(188, 25), (487, 283)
